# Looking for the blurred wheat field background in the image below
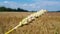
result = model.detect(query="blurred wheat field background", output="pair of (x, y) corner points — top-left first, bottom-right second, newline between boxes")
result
(0, 12), (60, 34)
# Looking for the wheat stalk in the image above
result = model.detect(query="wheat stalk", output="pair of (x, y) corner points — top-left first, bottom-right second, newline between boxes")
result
(5, 9), (48, 34)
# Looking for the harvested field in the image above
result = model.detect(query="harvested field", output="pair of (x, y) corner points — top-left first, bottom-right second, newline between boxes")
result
(0, 12), (60, 34)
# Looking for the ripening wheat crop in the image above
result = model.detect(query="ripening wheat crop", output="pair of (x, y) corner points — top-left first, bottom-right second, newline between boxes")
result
(5, 9), (48, 34)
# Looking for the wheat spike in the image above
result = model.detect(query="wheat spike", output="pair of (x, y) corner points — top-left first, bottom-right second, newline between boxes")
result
(5, 9), (48, 34)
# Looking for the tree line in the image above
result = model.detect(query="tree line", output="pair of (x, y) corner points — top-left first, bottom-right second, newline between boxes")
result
(0, 6), (60, 12)
(0, 6), (29, 12)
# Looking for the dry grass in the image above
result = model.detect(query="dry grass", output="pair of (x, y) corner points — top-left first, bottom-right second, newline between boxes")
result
(0, 12), (60, 34)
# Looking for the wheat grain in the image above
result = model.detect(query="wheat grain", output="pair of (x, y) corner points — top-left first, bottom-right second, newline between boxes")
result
(5, 9), (48, 34)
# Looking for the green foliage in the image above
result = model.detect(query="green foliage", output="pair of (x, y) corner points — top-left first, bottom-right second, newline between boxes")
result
(0, 6), (29, 12)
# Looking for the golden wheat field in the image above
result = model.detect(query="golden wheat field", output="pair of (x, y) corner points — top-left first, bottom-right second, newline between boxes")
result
(0, 12), (60, 34)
